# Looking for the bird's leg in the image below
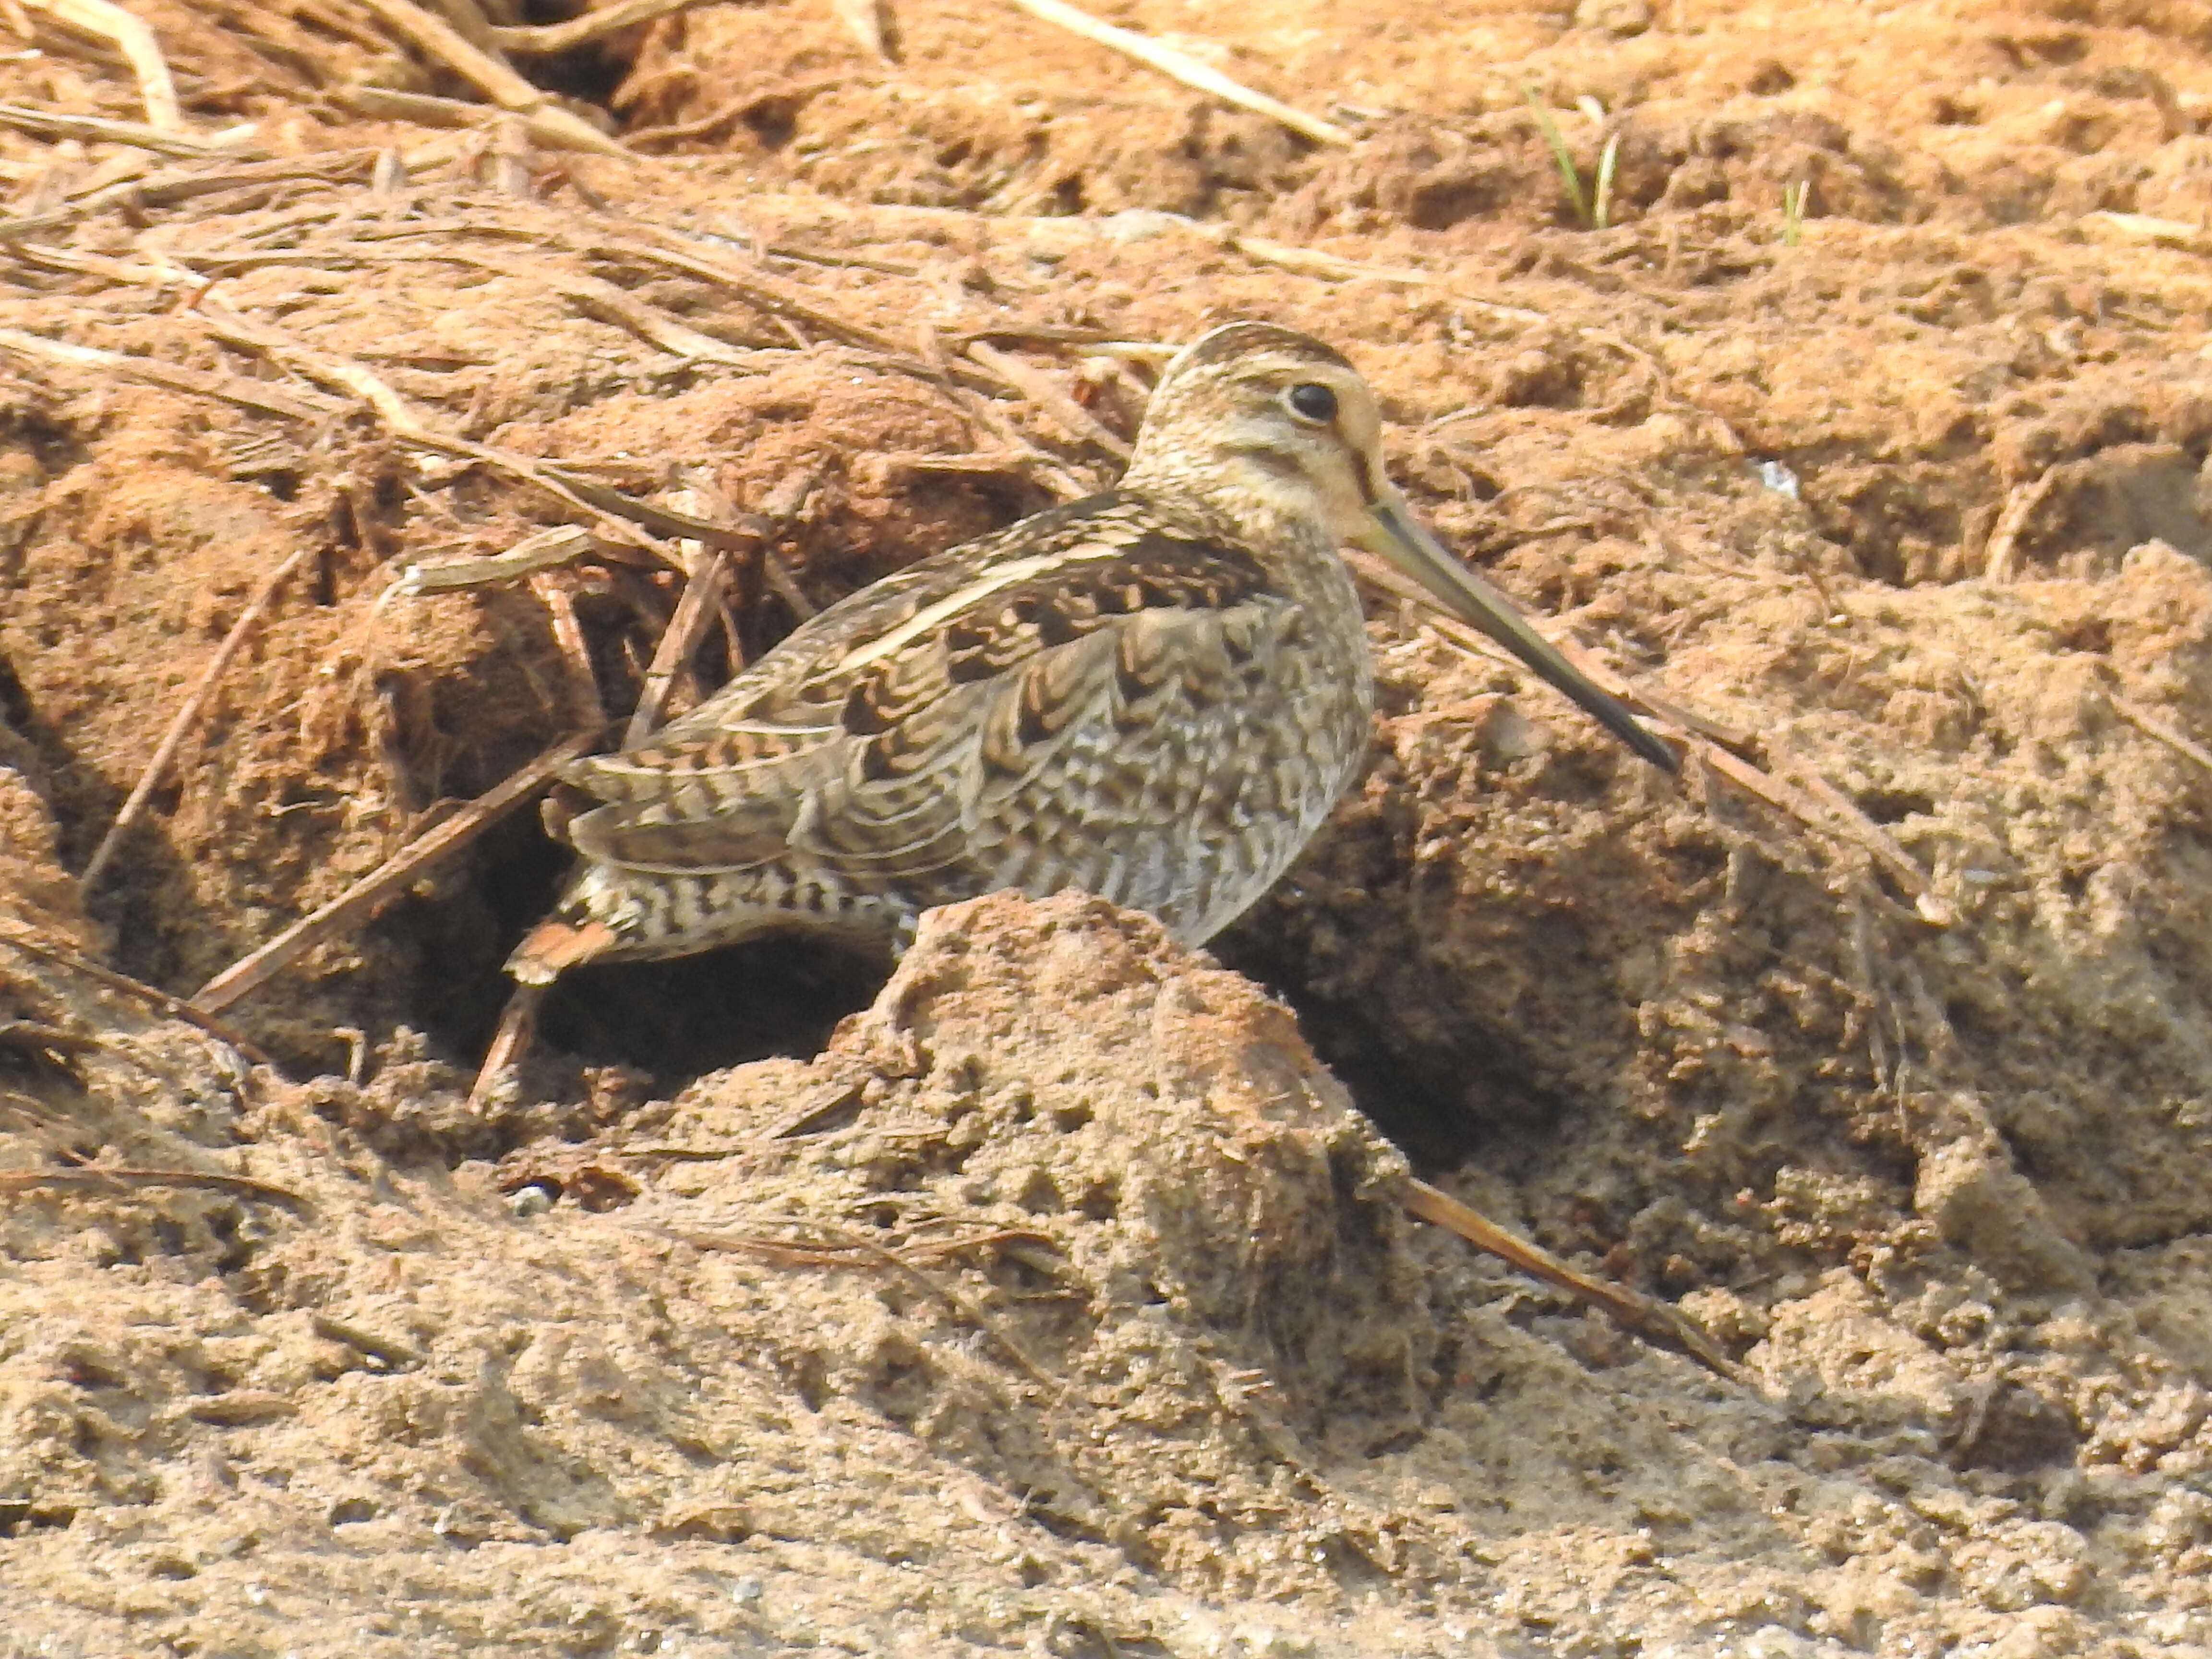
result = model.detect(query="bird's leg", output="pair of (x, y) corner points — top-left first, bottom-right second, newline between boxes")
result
(468, 981), (546, 1115)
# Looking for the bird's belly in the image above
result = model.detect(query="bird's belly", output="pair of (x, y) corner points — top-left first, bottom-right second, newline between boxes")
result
(959, 662), (1373, 945)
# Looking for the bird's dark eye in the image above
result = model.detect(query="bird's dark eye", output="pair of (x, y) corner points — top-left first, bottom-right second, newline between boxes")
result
(1286, 382), (1337, 423)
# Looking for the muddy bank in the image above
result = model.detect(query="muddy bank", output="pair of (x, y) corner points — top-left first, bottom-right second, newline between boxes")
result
(4, 0), (2212, 1653)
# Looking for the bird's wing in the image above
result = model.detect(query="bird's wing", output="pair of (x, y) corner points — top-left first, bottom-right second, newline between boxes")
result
(556, 493), (1282, 880)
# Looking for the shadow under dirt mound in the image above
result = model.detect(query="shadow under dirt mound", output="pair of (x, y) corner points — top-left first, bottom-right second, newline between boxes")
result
(1211, 926), (1566, 1172)
(400, 790), (1506, 1170)
(531, 938), (893, 1080)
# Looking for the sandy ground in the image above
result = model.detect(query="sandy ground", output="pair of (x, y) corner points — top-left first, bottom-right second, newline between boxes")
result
(5, 0), (2212, 1653)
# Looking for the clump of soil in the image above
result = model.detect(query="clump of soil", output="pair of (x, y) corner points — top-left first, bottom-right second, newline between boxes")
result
(5, 0), (2212, 1653)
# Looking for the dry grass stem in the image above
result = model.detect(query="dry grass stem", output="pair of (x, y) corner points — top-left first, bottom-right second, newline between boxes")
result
(665, 1223), (1053, 1268)
(865, 450), (1034, 481)
(385, 525), (600, 598)
(752, 547), (817, 621)
(828, 0), (900, 61)
(1983, 469), (2058, 581)
(195, 292), (433, 430)
(1699, 745), (1949, 923)
(1355, 549), (1951, 912)
(24, 0), (179, 129)
(528, 575), (606, 725)
(80, 544), (319, 891)
(761, 1079), (866, 1139)
(0, 1166), (309, 1210)
(2113, 693), (2212, 775)
(0, 149), (377, 242)
(748, 1215), (1065, 1392)
(546, 472), (770, 554)
(0, 99), (250, 157)
(1779, 758), (1949, 920)
(0, 325), (338, 421)
(9, 238), (208, 290)
(966, 340), (1131, 460)
(486, 114), (533, 198)
(585, 230), (920, 365)
(2083, 209), (2212, 251)
(1229, 233), (1431, 288)
(1616, 677), (1754, 754)
(662, 1227), (887, 1267)
(353, 0), (629, 158)
(627, 550), (730, 744)
(309, 1313), (423, 1367)
(168, 294), (761, 562)
(1401, 1178), (1745, 1382)
(1001, 0), (1348, 147)
(0, 928), (276, 1067)
(827, 1227), (1062, 1392)
(190, 731), (600, 1015)
(621, 91), (769, 151)
(330, 84), (631, 157)
(437, 250), (773, 366)
(948, 386), (1091, 499)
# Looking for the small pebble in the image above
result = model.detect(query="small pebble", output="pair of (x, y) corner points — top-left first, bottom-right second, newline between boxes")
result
(508, 1185), (553, 1219)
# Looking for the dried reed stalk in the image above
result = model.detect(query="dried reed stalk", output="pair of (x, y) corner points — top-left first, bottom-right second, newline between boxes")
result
(81, 544), (317, 890)
(23, 0), (179, 129)
(1000, 0), (1348, 147)
(354, 0), (629, 158)
(191, 731), (598, 1015)
(1401, 1179), (1744, 1381)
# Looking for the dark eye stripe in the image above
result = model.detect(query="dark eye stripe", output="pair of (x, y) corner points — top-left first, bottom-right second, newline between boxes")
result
(1286, 382), (1337, 423)
(1226, 443), (1308, 483)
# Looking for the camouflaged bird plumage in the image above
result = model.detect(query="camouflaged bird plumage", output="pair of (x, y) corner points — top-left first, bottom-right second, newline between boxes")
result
(510, 322), (1669, 983)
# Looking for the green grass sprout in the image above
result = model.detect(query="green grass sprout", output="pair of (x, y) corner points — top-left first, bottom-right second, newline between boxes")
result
(1782, 178), (1809, 246)
(1523, 83), (1594, 229)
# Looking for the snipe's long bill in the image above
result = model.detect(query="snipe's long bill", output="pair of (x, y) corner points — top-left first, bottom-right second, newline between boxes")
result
(509, 321), (1673, 984)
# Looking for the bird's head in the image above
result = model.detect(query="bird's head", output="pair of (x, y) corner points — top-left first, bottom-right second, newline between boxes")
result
(1125, 322), (1676, 771)
(1124, 321), (1386, 546)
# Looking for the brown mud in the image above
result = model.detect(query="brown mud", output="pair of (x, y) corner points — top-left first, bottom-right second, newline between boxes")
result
(4, 0), (2212, 1653)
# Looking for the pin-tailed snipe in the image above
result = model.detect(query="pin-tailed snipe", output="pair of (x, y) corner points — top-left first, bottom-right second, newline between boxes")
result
(509, 322), (1673, 983)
